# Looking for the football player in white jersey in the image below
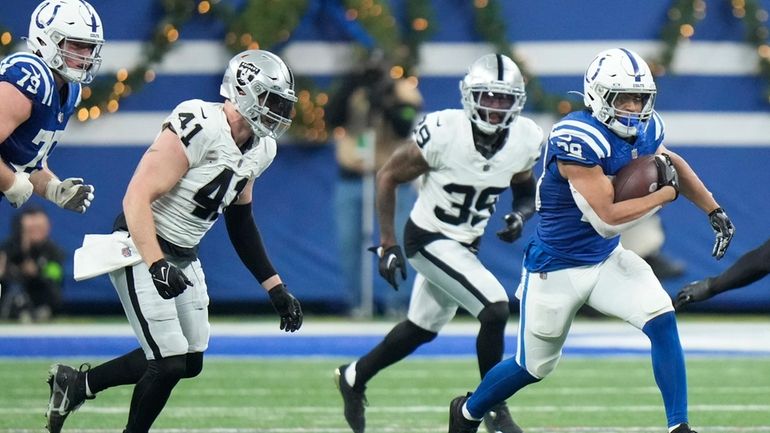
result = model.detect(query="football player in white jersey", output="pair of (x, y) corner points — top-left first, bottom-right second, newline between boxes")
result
(334, 54), (543, 433)
(448, 48), (735, 433)
(44, 50), (303, 433)
(0, 0), (99, 212)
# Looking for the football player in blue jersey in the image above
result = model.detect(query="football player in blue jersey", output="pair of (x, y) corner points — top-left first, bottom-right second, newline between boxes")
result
(447, 48), (735, 433)
(0, 0), (101, 212)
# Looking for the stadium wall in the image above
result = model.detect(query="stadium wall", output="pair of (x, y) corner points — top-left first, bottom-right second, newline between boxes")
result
(0, 0), (768, 312)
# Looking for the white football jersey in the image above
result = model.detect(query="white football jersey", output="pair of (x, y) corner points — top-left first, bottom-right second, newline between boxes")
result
(409, 109), (543, 244)
(151, 99), (276, 248)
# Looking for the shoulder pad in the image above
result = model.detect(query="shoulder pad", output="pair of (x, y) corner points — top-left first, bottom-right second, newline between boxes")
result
(549, 118), (612, 165)
(165, 99), (221, 166)
(0, 53), (56, 106)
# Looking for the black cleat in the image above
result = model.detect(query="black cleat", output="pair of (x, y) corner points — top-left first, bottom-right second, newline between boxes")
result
(483, 401), (523, 433)
(671, 423), (698, 433)
(45, 364), (93, 433)
(334, 364), (368, 433)
(449, 393), (482, 433)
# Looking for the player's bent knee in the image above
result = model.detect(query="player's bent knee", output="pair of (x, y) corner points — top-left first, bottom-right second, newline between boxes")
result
(478, 301), (510, 326)
(184, 352), (204, 378)
(401, 320), (439, 345)
(528, 354), (561, 378)
(150, 354), (188, 381)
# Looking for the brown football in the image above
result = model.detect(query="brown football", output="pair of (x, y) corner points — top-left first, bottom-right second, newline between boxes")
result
(612, 155), (660, 202)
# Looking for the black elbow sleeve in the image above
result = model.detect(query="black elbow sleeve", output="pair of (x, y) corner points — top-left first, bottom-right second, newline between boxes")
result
(224, 203), (277, 284)
(511, 175), (537, 221)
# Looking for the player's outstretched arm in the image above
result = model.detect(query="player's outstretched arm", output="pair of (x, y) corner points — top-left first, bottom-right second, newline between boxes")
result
(658, 145), (734, 259)
(224, 182), (302, 332)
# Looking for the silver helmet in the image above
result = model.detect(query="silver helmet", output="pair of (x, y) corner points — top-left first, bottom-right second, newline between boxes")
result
(220, 50), (297, 139)
(27, 0), (104, 84)
(460, 54), (527, 135)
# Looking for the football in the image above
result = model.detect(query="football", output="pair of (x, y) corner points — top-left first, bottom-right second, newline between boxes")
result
(612, 155), (660, 202)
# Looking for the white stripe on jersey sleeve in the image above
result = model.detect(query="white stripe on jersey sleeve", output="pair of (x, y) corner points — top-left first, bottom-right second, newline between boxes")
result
(652, 111), (665, 141)
(555, 120), (612, 157)
(551, 129), (606, 159)
(5, 54), (55, 106)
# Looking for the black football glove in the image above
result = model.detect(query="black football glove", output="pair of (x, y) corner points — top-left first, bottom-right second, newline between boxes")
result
(496, 212), (525, 243)
(268, 283), (303, 332)
(654, 153), (679, 200)
(368, 245), (407, 291)
(708, 207), (735, 260)
(149, 258), (192, 299)
(673, 278), (715, 310)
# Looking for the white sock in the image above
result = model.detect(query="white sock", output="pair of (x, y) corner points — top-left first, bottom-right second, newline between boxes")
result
(669, 423), (683, 432)
(462, 403), (481, 421)
(84, 373), (94, 398)
(344, 361), (357, 387)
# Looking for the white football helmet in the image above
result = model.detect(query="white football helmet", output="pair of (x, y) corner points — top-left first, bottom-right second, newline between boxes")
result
(220, 50), (297, 140)
(27, 0), (104, 84)
(583, 48), (656, 138)
(460, 54), (526, 135)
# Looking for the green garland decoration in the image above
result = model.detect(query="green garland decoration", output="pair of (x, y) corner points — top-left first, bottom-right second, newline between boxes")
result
(653, 0), (704, 74)
(79, 0), (197, 121)
(738, 0), (770, 102)
(4, 0), (770, 135)
(402, 0), (435, 74)
(471, 0), (576, 115)
(223, 0), (307, 52)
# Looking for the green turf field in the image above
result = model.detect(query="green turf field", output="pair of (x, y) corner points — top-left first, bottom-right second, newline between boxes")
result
(0, 357), (768, 432)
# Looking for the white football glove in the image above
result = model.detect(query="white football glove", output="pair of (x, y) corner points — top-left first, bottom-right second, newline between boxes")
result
(2, 172), (34, 208)
(45, 177), (95, 213)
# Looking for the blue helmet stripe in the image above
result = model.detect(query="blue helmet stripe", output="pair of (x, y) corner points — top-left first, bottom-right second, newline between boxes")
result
(619, 48), (641, 82)
(589, 56), (606, 81)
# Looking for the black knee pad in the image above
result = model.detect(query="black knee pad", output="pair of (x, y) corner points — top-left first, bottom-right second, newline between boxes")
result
(149, 354), (188, 382)
(478, 301), (510, 326)
(184, 352), (204, 378)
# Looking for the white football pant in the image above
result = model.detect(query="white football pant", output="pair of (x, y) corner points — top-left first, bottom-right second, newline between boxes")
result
(407, 239), (509, 332)
(109, 259), (210, 360)
(515, 245), (674, 379)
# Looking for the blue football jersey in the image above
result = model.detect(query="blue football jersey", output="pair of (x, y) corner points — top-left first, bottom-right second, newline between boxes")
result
(0, 52), (81, 173)
(525, 109), (665, 272)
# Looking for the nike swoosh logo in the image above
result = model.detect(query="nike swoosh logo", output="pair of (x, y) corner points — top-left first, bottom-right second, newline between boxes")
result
(436, 117), (442, 127)
(200, 107), (208, 119)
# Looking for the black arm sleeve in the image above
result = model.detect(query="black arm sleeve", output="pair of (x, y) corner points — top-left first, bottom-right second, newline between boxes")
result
(511, 175), (537, 221)
(224, 203), (277, 284)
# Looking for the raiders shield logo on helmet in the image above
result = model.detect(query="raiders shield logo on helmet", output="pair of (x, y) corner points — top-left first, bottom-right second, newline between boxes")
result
(236, 62), (261, 86)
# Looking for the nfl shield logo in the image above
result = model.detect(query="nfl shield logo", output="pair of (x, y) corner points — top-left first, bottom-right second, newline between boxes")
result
(236, 62), (261, 86)
(121, 247), (132, 258)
